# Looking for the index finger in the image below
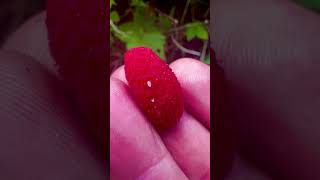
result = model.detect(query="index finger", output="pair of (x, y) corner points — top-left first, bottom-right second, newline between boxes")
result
(170, 58), (210, 129)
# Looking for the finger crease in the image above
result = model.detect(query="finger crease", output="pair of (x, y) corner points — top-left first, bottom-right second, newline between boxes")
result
(136, 152), (168, 180)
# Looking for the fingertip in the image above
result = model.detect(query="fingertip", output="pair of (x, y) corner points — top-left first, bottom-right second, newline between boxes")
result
(170, 58), (210, 87)
(110, 65), (127, 84)
(171, 58), (208, 67)
(170, 58), (210, 129)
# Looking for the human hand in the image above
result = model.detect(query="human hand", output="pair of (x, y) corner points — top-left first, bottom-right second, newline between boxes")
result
(110, 59), (210, 179)
(0, 12), (106, 179)
(212, 0), (320, 179)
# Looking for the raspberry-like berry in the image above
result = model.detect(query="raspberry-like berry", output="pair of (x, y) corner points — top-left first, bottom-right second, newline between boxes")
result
(124, 47), (184, 130)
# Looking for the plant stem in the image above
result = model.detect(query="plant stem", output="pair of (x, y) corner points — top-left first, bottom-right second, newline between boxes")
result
(180, 0), (191, 24)
(171, 36), (201, 56)
(110, 20), (128, 37)
(203, 8), (209, 18)
(154, 8), (178, 24)
(166, 21), (208, 34)
(200, 40), (208, 61)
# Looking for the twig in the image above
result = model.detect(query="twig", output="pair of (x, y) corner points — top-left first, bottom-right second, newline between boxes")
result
(200, 40), (208, 61)
(110, 20), (128, 37)
(154, 8), (178, 24)
(171, 36), (201, 57)
(203, 8), (209, 19)
(180, 0), (191, 24)
(166, 24), (189, 34)
(166, 20), (208, 34)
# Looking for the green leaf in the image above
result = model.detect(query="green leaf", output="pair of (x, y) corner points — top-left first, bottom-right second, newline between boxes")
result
(159, 16), (172, 31)
(133, 7), (157, 31)
(118, 21), (136, 32)
(131, 0), (146, 7)
(185, 22), (208, 41)
(110, 11), (120, 22)
(114, 2), (166, 59)
(110, 0), (116, 8)
(118, 29), (166, 59)
(204, 55), (210, 65)
(142, 32), (166, 59)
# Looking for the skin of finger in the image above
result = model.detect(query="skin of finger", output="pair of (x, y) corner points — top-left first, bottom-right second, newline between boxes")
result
(212, 0), (320, 179)
(170, 58), (210, 129)
(0, 51), (106, 179)
(2, 12), (57, 76)
(3, 11), (108, 151)
(110, 77), (187, 180)
(111, 61), (211, 179)
(161, 112), (210, 180)
(111, 65), (127, 84)
(112, 59), (210, 129)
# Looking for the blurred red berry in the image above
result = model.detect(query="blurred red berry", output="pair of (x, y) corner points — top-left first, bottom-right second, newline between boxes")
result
(46, 0), (108, 149)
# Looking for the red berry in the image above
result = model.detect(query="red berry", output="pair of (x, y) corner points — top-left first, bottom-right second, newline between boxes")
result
(124, 47), (184, 130)
(46, 0), (107, 148)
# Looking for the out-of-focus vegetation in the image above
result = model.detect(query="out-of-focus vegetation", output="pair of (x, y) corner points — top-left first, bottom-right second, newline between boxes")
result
(110, 0), (210, 71)
(295, 0), (320, 10)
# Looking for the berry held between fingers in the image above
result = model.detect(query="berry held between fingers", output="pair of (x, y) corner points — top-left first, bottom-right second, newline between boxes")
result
(124, 47), (184, 131)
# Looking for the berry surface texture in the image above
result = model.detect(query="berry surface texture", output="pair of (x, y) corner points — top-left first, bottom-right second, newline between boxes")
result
(124, 47), (184, 131)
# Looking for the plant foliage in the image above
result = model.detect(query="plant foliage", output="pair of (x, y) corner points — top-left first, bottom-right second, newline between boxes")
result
(110, 0), (209, 63)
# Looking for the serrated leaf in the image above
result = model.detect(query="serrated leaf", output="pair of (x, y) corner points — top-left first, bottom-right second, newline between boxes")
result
(110, 11), (120, 22)
(185, 28), (196, 41)
(126, 38), (143, 49)
(114, 2), (166, 59)
(118, 21), (140, 38)
(118, 21), (137, 32)
(142, 32), (166, 59)
(133, 7), (157, 32)
(121, 32), (166, 59)
(196, 26), (209, 40)
(185, 22), (209, 41)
